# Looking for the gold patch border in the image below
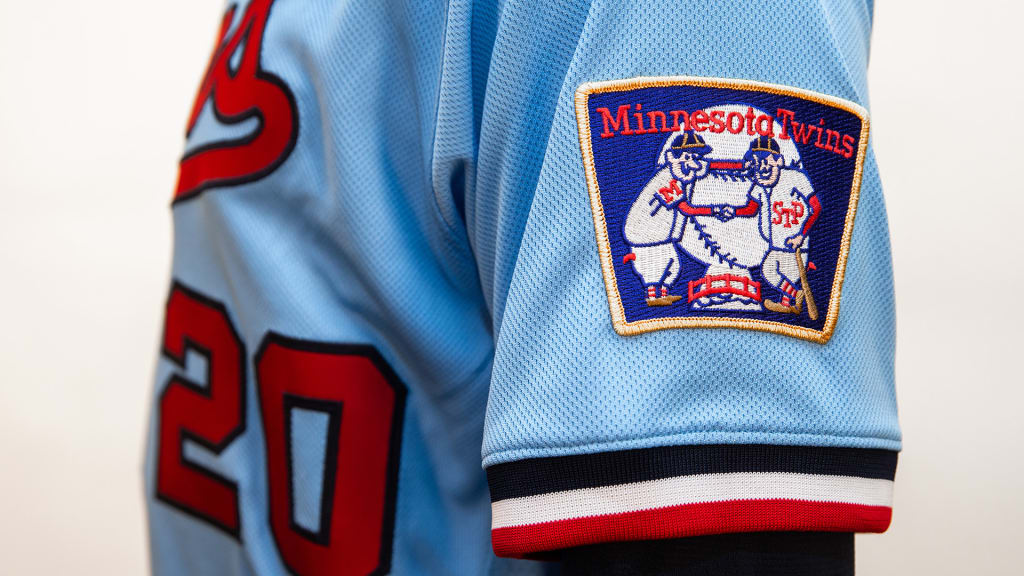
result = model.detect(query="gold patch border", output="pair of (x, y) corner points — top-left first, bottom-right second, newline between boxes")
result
(574, 76), (870, 344)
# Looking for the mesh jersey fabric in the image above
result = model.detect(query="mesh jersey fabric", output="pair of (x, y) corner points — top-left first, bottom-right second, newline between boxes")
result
(145, 0), (898, 574)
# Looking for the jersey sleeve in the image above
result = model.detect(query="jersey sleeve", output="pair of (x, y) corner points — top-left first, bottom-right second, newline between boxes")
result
(472, 0), (900, 558)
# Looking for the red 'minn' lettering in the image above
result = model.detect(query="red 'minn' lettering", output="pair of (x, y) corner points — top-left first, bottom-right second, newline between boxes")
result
(596, 105), (633, 138)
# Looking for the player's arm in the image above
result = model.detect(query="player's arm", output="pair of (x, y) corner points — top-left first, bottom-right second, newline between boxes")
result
(790, 172), (821, 246)
(802, 194), (823, 235)
(734, 196), (761, 217)
(676, 200), (714, 216)
(473, 0), (896, 572)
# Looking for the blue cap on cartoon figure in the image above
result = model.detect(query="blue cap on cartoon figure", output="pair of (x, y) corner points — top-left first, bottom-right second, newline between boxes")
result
(669, 130), (712, 156)
(744, 135), (782, 162)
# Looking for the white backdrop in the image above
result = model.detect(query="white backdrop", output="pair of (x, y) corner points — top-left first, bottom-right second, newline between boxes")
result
(0, 1), (1021, 574)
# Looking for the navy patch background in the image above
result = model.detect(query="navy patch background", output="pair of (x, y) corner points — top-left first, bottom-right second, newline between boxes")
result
(586, 84), (865, 332)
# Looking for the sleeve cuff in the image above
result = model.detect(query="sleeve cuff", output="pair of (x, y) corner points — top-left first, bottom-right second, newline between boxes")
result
(486, 444), (897, 558)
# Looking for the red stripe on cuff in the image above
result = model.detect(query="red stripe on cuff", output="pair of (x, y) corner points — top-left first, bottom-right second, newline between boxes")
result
(492, 499), (892, 558)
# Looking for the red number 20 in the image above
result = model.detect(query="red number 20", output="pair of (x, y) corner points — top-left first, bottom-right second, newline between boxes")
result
(156, 283), (405, 575)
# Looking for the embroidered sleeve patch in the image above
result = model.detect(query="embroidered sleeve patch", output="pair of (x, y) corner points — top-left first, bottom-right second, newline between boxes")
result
(574, 77), (869, 343)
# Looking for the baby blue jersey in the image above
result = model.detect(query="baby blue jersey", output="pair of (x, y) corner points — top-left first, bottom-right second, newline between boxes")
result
(145, 0), (898, 574)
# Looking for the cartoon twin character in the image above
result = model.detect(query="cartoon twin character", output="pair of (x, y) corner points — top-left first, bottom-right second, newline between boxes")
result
(622, 132), (710, 306)
(743, 136), (820, 314)
(623, 131), (820, 313)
